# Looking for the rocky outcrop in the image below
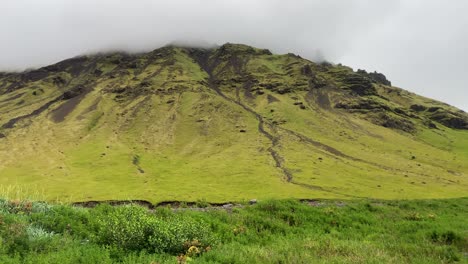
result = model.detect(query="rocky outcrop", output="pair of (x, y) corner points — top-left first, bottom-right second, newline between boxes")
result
(409, 104), (468, 129)
(410, 104), (427, 112)
(374, 112), (415, 132)
(340, 73), (377, 96)
(63, 85), (87, 100)
(357, 69), (391, 86)
(428, 110), (468, 129)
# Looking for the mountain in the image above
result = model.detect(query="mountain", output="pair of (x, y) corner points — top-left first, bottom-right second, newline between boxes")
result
(0, 43), (467, 203)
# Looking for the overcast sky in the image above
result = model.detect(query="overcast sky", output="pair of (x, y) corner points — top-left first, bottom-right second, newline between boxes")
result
(1, 0), (467, 111)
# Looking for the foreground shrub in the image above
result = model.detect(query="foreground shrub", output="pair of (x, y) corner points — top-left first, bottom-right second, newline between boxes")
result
(31, 205), (95, 239)
(148, 216), (216, 254)
(0, 215), (30, 255)
(96, 205), (155, 250)
(96, 205), (216, 254)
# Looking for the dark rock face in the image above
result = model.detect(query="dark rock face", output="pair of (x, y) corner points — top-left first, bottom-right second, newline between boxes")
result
(368, 72), (391, 86)
(63, 85), (86, 100)
(309, 77), (327, 89)
(277, 87), (292, 94)
(376, 113), (415, 132)
(217, 43), (263, 57)
(301, 64), (313, 76)
(429, 111), (468, 129)
(260, 49), (272, 55)
(0, 72), (11, 78)
(93, 69), (103, 76)
(428, 107), (441, 112)
(52, 76), (67, 86)
(410, 104), (427, 112)
(335, 98), (417, 132)
(443, 117), (468, 129)
(341, 74), (377, 96)
(21, 69), (49, 83)
(357, 69), (391, 86)
(424, 120), (438, 129)
(408, 104), (468, 129)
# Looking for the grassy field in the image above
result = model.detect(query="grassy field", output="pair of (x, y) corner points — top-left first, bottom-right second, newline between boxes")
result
(0, 198), (466, 263)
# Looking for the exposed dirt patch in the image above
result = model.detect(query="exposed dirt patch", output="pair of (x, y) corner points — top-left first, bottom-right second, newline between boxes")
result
(50, 96), (83, 122)
(50, 85), (93, 122)
(306, 88), (332, 109)
(267, 94), (280, 103)
(243, 79), (255, 100)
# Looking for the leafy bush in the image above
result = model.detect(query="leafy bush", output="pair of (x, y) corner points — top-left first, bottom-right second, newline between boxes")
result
(31, 201), (53, 214)
(31, 205), (96, 239)
(95, 205), (216, 254)
(26, 225), (55, 241)
(96, 205), (155, 250)
(0, 214), (30, 255)
(25, 225), (59, 253)
(148, 216), (216, 254)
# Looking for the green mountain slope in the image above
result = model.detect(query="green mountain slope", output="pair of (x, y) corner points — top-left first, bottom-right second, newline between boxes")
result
(0, 43), (467, 203)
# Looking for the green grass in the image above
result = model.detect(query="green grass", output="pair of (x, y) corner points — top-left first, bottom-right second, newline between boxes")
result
(0, 198), (466, 263)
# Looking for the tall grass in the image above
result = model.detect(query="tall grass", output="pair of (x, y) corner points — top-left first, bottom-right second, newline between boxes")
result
(0, 185), (46, 201)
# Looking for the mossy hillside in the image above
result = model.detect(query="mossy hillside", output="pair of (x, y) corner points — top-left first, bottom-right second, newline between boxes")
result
(0, 43), (467, 203)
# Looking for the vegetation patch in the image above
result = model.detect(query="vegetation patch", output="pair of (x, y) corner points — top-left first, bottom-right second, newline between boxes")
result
(0, 198), (466, 263)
